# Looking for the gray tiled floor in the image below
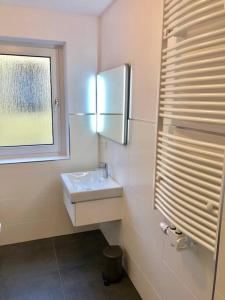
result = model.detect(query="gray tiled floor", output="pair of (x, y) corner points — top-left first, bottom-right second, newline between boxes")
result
(0, 230), (141, 300)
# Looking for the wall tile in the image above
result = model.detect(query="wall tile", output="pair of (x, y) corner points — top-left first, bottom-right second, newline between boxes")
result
(0, 6), (98, 245)
(162, 265), (198, 300)
(0, 196), (52, 226)
(99, 0), (217, 295)
(215, 221), (225, 297)
(214, 291), (225, 300)
(162, 241), (214, 300)
(124, 251), (161, 300)
(121, 218), (165, 297)
(100, 0), (164, 122)
(0, 116), (98, 245)
(0, 220), (53, 246)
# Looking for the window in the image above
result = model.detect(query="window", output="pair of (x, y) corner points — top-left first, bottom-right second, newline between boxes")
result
(0, 43), (68, 163)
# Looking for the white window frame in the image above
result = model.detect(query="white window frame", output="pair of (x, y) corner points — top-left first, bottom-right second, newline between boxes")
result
(0, 43), (68, 163)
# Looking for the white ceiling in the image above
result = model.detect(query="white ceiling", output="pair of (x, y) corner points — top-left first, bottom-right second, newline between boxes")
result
(0, 0), (114, 15)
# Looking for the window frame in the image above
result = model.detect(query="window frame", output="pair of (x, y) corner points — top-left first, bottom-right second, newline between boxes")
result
(0, 43), (68, 162)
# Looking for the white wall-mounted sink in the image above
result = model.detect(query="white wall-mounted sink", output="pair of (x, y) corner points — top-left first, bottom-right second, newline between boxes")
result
(60, 170), (123, 227)
(61, 171), (123, 203)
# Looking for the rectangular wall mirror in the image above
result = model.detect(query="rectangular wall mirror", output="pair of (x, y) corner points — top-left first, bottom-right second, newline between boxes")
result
(97, 64), (130, 145)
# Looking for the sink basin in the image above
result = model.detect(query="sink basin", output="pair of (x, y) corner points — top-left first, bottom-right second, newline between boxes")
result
(61, 171), (123, 203)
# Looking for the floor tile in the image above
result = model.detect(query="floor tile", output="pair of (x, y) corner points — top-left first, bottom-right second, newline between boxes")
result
(0, 270), (64, 300)
(0, 230), (141, 300)
(0, 238), (57, 279)
(0, 284), (4, 300)
(60, 265), (109, 300)
(60, 264), (141, 300)
(107, 276), (141, 300)
(53, 230), (108, 269)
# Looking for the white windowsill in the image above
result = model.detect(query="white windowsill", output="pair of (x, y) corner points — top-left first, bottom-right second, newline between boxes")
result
(0, 155), (70, 165)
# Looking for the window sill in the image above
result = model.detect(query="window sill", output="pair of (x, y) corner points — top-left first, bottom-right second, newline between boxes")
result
(0, 155), (70, 165)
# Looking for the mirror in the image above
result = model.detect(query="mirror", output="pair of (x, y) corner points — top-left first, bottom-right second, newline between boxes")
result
(97, 64), (131, 145)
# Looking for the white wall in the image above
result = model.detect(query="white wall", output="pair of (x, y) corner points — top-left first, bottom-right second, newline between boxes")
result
(99, 1), (215, 299)
(214, 206), (225, 300)
(0, 5), (98, 245)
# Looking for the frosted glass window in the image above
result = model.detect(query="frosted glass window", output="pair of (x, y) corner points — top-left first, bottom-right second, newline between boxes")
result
(0, 54), (53, 147)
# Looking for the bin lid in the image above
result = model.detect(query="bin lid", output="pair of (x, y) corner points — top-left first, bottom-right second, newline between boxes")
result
(103, 246), (123, 258)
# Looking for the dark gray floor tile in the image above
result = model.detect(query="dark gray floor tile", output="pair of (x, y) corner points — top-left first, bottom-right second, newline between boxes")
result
(107, 276), (142, 300)
(0, 270), (64, 300)
(60, 264), (110, 300)
(53, 230), (108, 269)
(0, 284), (4, 300)
(0, 231), (141, 300)
(60, 264), (141, 300)
(0, 238), (57, 279)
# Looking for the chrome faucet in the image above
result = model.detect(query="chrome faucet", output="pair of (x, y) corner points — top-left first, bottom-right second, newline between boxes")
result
(99, 162), (108, 179)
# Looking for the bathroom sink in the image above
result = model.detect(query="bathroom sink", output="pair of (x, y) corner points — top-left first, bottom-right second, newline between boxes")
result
(61, 171), (123, 203)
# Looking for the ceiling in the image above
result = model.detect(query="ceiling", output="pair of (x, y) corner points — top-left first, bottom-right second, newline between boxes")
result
(0, 0), (114, 15)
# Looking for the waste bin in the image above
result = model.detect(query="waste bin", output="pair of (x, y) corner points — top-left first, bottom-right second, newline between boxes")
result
(102, 245), (123, 286)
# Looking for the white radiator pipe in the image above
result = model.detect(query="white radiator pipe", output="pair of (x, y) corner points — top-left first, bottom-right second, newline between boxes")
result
(159, 131), (225, 149)
(161, 66), (225, 80)
(160, 101), (225, 107)
(158, 181), (218, 221)
(160, 113), (225, 125)
(166, 1), (223, 29)
(158, 143), (223, 167)
(158, 155), (221, 184)
(163, 37), (225, 60)
(158, 148), (223, 176)
(156, 163), (221, 193)
(163, 28), (225, 54)
(157, 167), (220, 202)
(164, 0), (181, 13)
(158, 137), (224, 157)
(155, 203), (215, 252)
(161, 84), (225, 92)
(156, 172), (219, 213)
(162, 57), (225, 73)
(161, 75), (225, 85)
(166, 10), (225, 38)
(164, 0), (217, 25)
(160, 108), (225, 116)
(156, 185), (217, 230)
(160, 93), (225, 99)
(162, 46), (225, 67)
(164, 0), (209, 20)
(155, 195), (216, 241)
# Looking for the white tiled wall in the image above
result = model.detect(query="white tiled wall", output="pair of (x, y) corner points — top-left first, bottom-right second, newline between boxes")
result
(0, 2), (222, 299)
(0, 114), (98, 245)
(214, 211), (225, 299)
(99, 0), (216, 299)
(0, 5), (99, 245)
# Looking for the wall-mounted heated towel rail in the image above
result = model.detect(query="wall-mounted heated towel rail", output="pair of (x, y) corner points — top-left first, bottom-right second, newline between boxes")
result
(154, 0), (225, 255)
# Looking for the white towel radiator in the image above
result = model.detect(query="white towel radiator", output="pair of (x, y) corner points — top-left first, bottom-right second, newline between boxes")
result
(154, 0), (225, 255)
